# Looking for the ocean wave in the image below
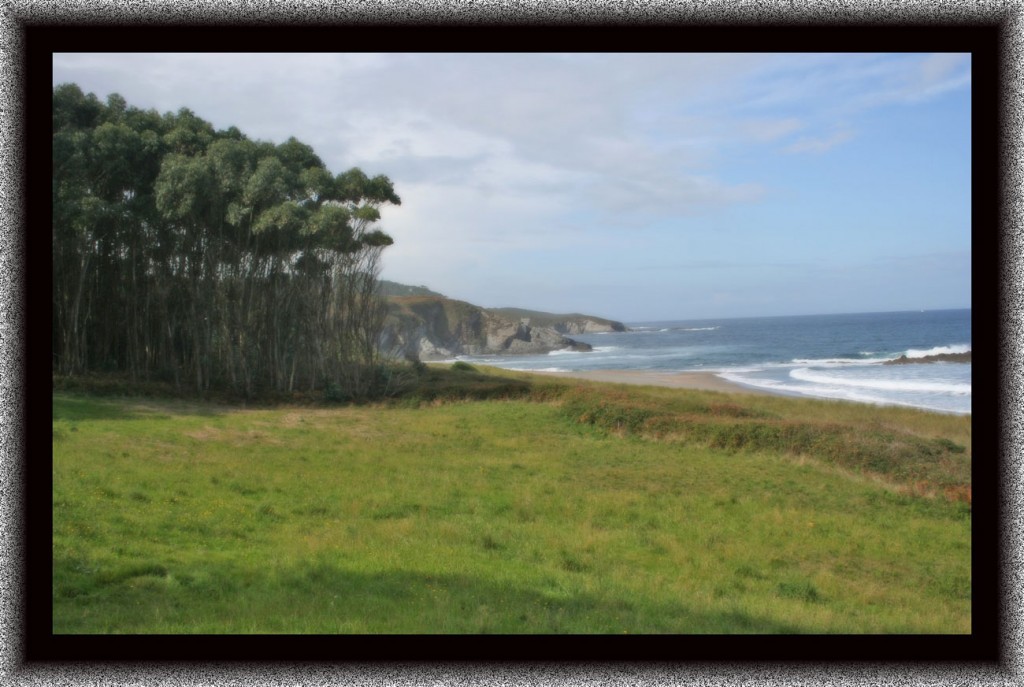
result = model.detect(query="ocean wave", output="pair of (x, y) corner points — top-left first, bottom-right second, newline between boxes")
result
(903, 344), (971, 358)
(789, 368), (971, 395)
(789, 357), (885, 367)
(718, 372), (971, 414)
(678, 326), (719, 332)
(507, 366), (568, 372)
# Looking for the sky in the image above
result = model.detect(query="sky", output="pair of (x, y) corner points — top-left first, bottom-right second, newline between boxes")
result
(52, 52), (971, 323)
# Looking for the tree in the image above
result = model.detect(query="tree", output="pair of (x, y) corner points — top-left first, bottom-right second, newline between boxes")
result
(52, 84), (402, 399)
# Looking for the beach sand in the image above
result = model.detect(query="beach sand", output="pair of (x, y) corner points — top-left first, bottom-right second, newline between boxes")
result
(527, 369), (779, 396)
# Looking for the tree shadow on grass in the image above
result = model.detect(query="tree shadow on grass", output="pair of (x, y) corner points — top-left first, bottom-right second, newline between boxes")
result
(53, 556), (808, 635)
(52, 395), (226, 422)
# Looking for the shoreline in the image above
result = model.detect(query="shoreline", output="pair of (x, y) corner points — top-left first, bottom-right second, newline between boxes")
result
(525, 369), (782, 396)
(523, 368), (970, 414)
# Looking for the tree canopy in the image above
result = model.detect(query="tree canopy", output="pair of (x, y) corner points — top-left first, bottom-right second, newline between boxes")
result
(53, 83), (402, 399)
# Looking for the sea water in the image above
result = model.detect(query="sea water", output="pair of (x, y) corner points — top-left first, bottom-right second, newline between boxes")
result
(451, 309), (972, 415)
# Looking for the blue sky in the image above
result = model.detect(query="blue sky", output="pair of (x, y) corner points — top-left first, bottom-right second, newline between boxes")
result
(52, 53), (971, 322)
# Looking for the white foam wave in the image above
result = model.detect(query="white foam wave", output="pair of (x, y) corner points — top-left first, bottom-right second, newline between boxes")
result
(789, 368), (971, 395)
(790, 357), (882, 367)
(680, 326), (719, 331)
(548, 349), (585, 356)
(718, 372), (970, 414)
(904, 344), (971, 358)
(508, 366), (568, 372)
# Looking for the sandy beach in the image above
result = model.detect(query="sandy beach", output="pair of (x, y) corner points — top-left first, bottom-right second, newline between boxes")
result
(527, 369), (779, 396)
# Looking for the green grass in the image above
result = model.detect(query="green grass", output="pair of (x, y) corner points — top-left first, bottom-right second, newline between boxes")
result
(52, 368), (971, 634)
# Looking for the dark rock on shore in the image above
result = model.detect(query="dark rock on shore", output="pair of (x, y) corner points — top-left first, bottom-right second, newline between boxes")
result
(883, 352), (971, 365)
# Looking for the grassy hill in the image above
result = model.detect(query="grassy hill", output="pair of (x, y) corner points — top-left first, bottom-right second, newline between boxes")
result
(52, 366), (970, 634)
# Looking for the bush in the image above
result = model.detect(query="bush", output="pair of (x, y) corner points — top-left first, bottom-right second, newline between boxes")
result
(323, 364), (417, 403)
(451, 361), (477, 372)
(560, 391), (657, 435)
(324, 382), (349, 403)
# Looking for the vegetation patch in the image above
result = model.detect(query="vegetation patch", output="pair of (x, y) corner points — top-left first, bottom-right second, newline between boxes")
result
(54, 375), (970, 634)
(556, 385), (970, 503)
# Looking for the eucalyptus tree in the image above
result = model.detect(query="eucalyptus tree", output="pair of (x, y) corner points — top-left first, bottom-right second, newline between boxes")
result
(53, 85), (166, 377)
(53, 84), (403, 398)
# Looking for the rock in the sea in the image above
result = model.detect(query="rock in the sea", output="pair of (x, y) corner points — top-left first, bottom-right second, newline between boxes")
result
(883, 352), (971, 365)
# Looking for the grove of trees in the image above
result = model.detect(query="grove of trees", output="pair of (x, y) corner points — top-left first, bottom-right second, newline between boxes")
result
(53, 83), (403, 399)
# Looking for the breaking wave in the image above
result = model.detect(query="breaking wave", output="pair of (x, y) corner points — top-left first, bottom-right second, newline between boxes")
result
(903, 344), (971, 358)
(789, 367), (971, 395)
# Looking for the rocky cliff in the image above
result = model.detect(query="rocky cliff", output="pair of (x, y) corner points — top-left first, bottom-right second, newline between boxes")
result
(488, 308), (628, 334)
(382, 295), (621, 360)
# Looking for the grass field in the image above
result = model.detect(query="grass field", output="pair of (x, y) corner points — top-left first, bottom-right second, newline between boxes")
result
(52, 366), (972, 634)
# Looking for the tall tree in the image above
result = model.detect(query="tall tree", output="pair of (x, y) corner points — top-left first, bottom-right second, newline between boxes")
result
(53, 84), (402, 398)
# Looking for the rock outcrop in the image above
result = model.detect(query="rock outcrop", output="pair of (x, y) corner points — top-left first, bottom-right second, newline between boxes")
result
(488, 308), (628, 334)
(382, 295), (612, 360)
(883, 351), (972, 365)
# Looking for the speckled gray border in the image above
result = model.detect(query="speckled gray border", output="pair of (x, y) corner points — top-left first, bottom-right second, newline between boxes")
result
(3, 1), (1020, 685)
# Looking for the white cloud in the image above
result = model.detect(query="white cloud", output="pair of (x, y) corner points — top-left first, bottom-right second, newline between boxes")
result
(343, 112), (512, 163)
(51, 52), (969, 318)
(590, 173), (765, 218)
(738, 117), (805, 143)
(919, 53), (967, 84)
(825, 53), (970, 110)
(377, 178), (582, 270)
(902, 53), (972, 102)
(784, 128), (855, 155)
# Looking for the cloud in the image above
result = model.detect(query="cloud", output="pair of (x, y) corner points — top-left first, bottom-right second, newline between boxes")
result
(738, 117), (804, 143)
(377, 178), (585, 269)
(343, 112), (512, 164)
(823, 53), (971, 110)
(51, 52), (969, 318)
(784, 128), (855, 154)
(588, 173), (765, 219)
(902, 53), (972, 102)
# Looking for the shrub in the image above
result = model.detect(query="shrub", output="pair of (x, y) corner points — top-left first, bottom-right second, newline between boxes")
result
(560, 391), (657, 435)
(451, 361), (477, 372)
(323, 364), (419, 403)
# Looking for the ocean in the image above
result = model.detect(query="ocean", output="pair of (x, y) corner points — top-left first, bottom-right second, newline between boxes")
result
(451, 309), (972, 415)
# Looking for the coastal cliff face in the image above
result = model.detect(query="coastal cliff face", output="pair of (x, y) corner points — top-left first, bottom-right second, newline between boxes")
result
(382, 296), (618, 360)
(488, 308), (627, 335)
